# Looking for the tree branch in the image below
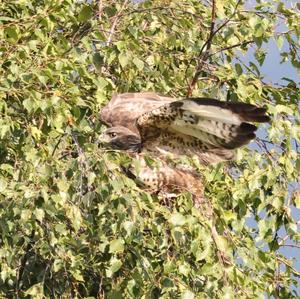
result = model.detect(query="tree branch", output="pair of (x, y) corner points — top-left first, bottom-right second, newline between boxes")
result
(187, 0), (216, 96)
(276, 256), (300, 277)
(106, 1), (129, 46)
(279, 243), (300, 249)
(208, 40), (254, 57)
(15, 230), (35, 299)
(187, 0), (243, 96)
(98, 0), (106, 39)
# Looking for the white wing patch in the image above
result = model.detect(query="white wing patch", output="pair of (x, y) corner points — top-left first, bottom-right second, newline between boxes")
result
(136, 97), (269, 163)
(181, 101), (241, 125)
(173, 113), (238, 140)
(170, 124), (228, 146)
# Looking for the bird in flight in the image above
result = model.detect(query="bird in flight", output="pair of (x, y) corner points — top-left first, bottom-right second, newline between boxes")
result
(100, 92), (270, 199)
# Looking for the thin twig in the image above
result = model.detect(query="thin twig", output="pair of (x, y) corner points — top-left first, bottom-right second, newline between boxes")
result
(211, 225), (231, 266)
(187, 0), (216, 96)
(72, 132), (91, 195)
(51, 134), (65, 157)
(98, 0), (104, 22)
(98, 0), (106, 38)
(278, 234), (289, 246)
(15, 230), (35, 299)
(274, 255), (281, 299)
(122, 6), (205, 22)
(106, 1), (129, 46)
(256, 139), (276, 161)
(203, 0), (243, 49)
(209, 40), (254, 57)
(279, 243), (300, 249)
(187, 0), (243, 96)
(276, 256), (300, 276)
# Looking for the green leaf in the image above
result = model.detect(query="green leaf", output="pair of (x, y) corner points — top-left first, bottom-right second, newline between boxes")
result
(0, 179), (7, 193)
(0, 164), (14, 175)
(178, 263), (191, 276)
(214, 234), (229, 252)
(182, 290), (195, 299)
(275, 35), (284, 49)
(107, 290), (123, 299)
(95, 77), (109, 89)
(223, 210), (236, 222)
(275, 104), (294, 115)
(34, 208), (45, 222)
(24, 283), (44, 299)
(107, 258), (122, 277)
(66, 205), (83, 232)
(118, 53), (129, 68)
(23, 98), (37, 113)
(294, 192), (300, 209)
(0, 123), (10, 139)
(169, 213), (186, 226)
(4, 26), (18, 42)
(255, 49), (266, 65)
(71, 270), (84, 282)
(133, 57), (144, 70)
(53, 259), (63, 272)
(235, 63), (243, 75)
(30, 126), (42, 140)
(93, 52), (103, 70)
(109, 239), (124, 253)
(78, 5), (93, 22)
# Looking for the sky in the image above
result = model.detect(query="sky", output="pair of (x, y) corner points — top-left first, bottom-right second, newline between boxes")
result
(257, 36), (300, 297)
(242, 1), (300, 294)
(251, 38), (299, 83)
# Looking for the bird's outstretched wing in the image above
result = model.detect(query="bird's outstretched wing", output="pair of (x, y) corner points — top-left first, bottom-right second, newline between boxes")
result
(100, 92), (174, 134)
(136, 98), (270, 164)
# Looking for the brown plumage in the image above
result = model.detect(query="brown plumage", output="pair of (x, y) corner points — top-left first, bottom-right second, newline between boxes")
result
(100, 92), (270, 200)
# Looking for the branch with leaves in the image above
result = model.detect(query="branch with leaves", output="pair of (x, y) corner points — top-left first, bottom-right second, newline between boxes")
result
(187, 0), (243, 96)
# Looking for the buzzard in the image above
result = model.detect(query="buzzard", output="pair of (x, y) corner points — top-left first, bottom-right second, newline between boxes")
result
(100, 92), (269, 199)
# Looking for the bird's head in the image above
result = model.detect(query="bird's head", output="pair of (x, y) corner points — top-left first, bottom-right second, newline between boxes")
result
(100, 126), (141, 152)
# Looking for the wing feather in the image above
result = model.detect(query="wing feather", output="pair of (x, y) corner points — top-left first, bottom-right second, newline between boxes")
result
(100, 93), (269, 163)
(137, 97), (270, 162)
(100, 92), (175, 134)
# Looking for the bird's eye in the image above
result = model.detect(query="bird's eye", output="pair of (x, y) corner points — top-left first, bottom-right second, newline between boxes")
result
(108, 132), (117, 138)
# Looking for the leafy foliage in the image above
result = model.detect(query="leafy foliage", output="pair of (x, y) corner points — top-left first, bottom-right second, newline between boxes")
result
(0, 0), (299, 298)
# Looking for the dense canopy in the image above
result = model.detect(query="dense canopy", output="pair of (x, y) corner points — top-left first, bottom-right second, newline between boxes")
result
(0, 0), (299, 298)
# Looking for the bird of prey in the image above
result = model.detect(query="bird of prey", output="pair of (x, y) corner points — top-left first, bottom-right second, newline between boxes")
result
(100, 92), (270, 199)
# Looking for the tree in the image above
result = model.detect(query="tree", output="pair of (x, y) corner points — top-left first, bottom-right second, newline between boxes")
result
(0, 0), (299, 298)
